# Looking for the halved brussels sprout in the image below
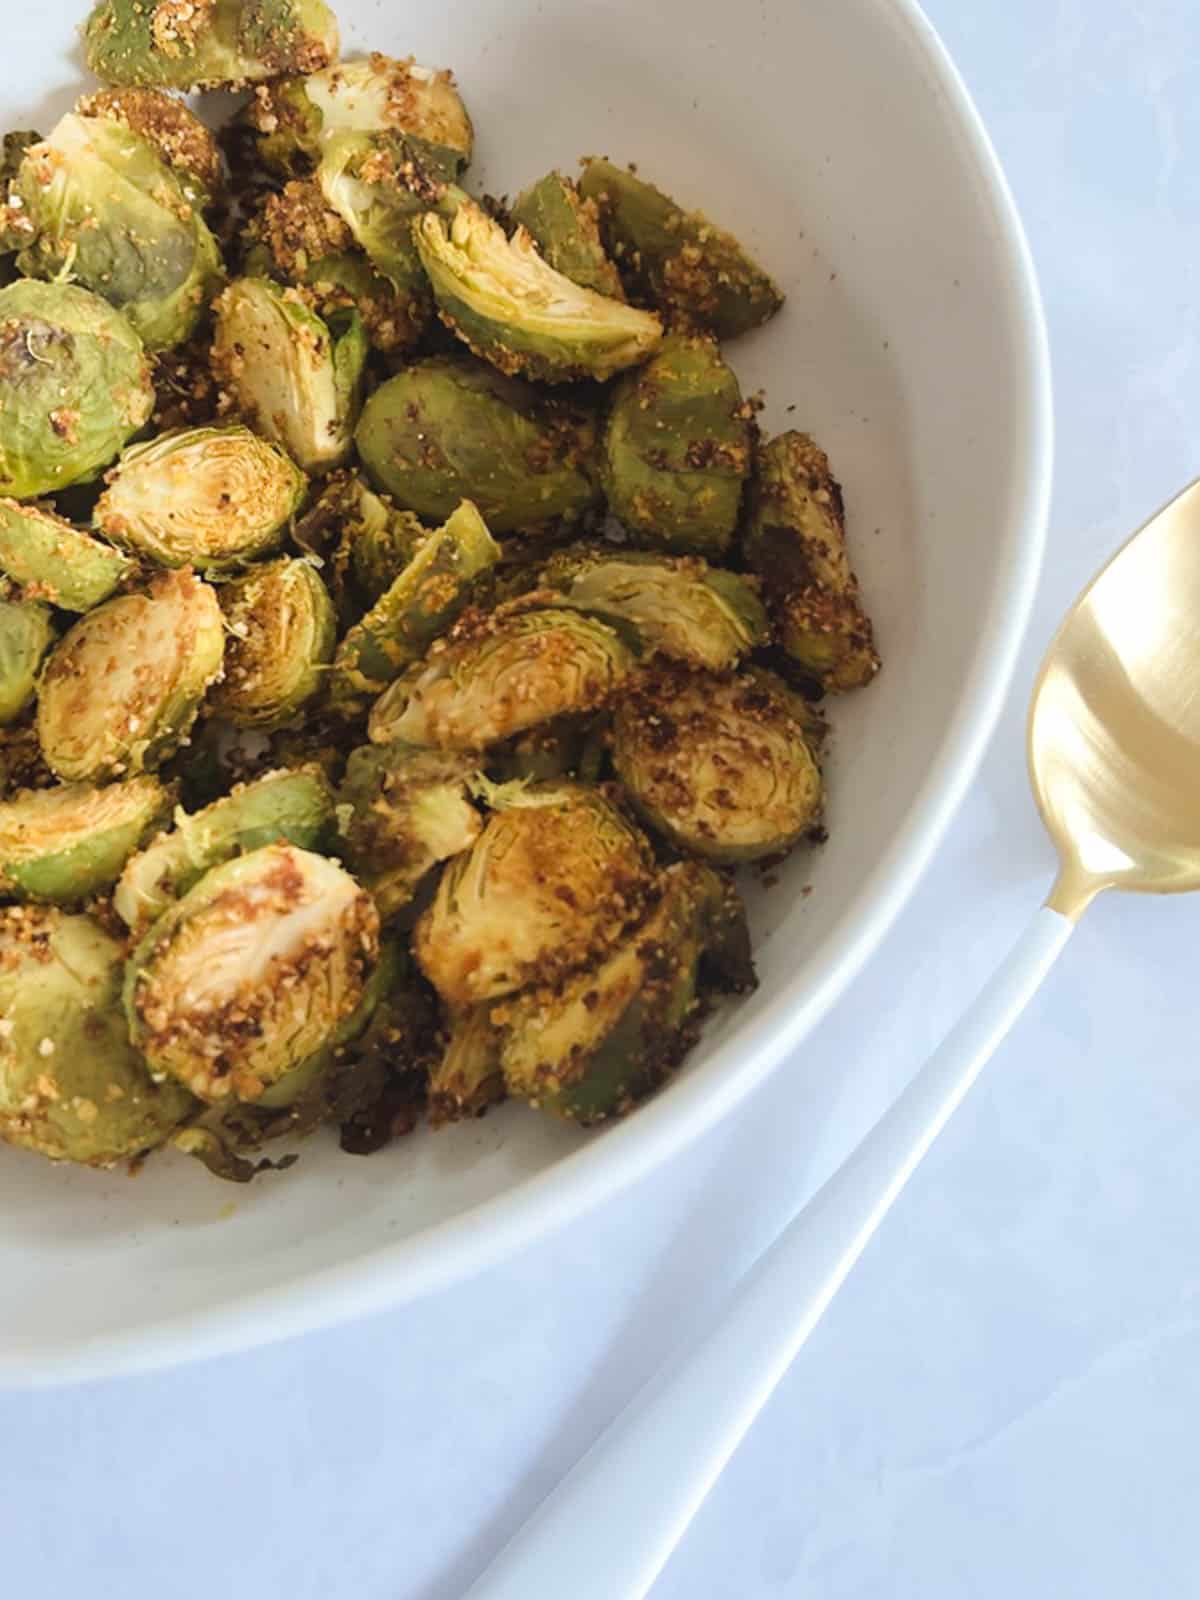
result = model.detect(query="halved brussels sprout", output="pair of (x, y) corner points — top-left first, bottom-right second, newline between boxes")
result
(37, 568), (225, 782)
(602, 331), (753, 557)
(125, 842), (380, 1104)
(83, 0), (339, 92)
(612, 664), (823, 863)
(0, 599), (54, 727)
(579, 158), (784, 340)
(332, 501), (501, 703)
(94, 426), (305, 571)
(15, 112), (224, 351)
(369, 606), (635, 751)
(355, 356), (600, 536)
(316, 132), (439, 320)
(0, 280), (154, 499)
(115, 767), (335, 935)
(0, 906), (195, 1166)
(510, 172), (626, 300)
(209, 558), (337, 729)
(292, 470), (425, 618)
(487, 716), (608, 787)
(213, 277), (368, 474)
(428, 1005), (505, 1126)
(76, 88), (224, 204)
(414, 781), (654, 1007)
(539, 548), (768, 670)
(0, 776), (173, 905)
(337, 741), (482, 920)
(0, 133), (40, 260)
(0, 500), (131, 612)
(415, 200), (663, 384)
(743, 432), (880, 692)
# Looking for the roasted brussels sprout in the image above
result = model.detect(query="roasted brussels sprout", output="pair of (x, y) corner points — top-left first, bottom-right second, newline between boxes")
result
(126, 842), (379, 1104)
(602, 331), (753, 556)
(0, 500), (131, 612)
(332, 500), (501, 704)
(369, 606), (635, 752)
(539, 548), (767, 669)
(0, 906), (195, 1166)
(355, 356), (599, 535)
(94, 425), (305, 571)
(415, 781), (653, 1007)
(207, 558), (336, 729)
(0, 776), (173, 905)
(14, 112), (224, 351)
(212, 276), (368, 473)
(0, 280), (154, 499)
(579, 158), (784, 340)
(0, 133), (40, 261)
(335, 482), (425, 608)
(76, 88), (224, 205)
(37, 568), (225, 782)
(510, 172), (625, 300)
(743, 431), (880, 692)
(612, 664), (823, 863)
(83, 0), (339, 92)
(316, 132), (439, 320)
(415, 199), (662, 384)
(428, 1005), (505, 1125)
(487, 716), (608, 786)
(0, 598), (54, 726)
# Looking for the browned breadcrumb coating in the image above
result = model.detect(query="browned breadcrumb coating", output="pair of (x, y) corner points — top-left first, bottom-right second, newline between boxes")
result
(78, 88), (223, 198)
(259, 178), (352, 274)
(0, 720), (56, 798)
(151, 330), (221, 430)
(150, 0), (215, 60)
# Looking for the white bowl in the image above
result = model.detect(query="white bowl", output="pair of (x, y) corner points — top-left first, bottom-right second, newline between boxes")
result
(0, 0), (1050, 1385)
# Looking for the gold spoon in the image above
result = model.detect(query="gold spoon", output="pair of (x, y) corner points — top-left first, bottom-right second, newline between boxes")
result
(466, 477), (1200, 1600)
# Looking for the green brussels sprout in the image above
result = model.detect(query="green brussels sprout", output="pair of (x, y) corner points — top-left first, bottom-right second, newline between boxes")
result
(331, 500), (501, 704)
(743, 431), (880, 692)
(0, 598), (54, 728)
(0, 499), (131, 612)
(315, 132), (439, 322)
(612, 663), (823, 863)
(509, 172), (625, 300)
(83, 0), (339, 92)
(212, 276), (368, 474)
(337, 741), (482, 920)
(369, 606), (635, 752)
(539, 548), (768, 669)
(115, 767), (335, 935)
(37, 568), (225, 782)
(0, 906), (195, 1166)
(578, 158), (784, 340)
(602, 331), (753, 557)
(94, 426), (306, 571)
(125, 842), (379, 1105)
(355, 355), (600, 535)
(428, 1005), (505, 1126)
(76, 88), (224, 206)
(414, 781), (653, 1007)
(414, 199), (663, 384)
(0, 280), (154, 499)
(208, 558), (337, 729)
(0, 776), (173, 905)
(336, 484), (425, 609)
(15, 113), (225, 351)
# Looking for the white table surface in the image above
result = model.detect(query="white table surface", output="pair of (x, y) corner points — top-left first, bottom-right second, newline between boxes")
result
(5, 3), (1200, 1595)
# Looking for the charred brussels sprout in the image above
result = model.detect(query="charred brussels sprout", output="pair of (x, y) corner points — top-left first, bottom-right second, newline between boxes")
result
(743, 431), (880, 692)
(83, 0), (339, 92)
(332, 501), (501, 703)
(415, 781), (653, 1007)
(415, 199), (663, 384)
(369, 607), (635, 752)
(0, 500), (131, 612)
(338, 741), (482, 919)
(0, 281), (154, 499)
(428, 1005), (505, 1126)
(213, 276), (368, 474)
(115, 767), (334, 935)
(0, 599), (54, 726)
(579, 158), (784, 340)
(0, 776), (173, 904)
(125, 842), (379, 1104)
(612, 664), (823, 863)
(95, 426), (305, 571)
(0, 907), (195, 1166)
(15, 112), (224, 351)
(510, 172), (626, 300)
(209, 558), (336, 729)
(76, 88), (224, 205)
(355, 356), (599, 535)
(602, 331), (753, 556)
(37, 569), (225, 782)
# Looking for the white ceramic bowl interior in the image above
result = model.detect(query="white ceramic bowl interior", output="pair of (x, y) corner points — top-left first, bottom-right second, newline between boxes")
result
(0, 0), (1050, 1384)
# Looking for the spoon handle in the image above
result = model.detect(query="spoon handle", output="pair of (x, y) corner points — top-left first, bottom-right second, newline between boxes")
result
(465, 904), (1076, 1600)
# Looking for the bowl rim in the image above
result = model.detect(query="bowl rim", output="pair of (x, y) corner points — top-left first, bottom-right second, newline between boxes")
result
(1, 0), (1053, 1388)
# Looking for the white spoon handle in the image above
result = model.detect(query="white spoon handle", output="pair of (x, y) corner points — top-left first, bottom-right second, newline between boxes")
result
(465, 904), (1076, 1600)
